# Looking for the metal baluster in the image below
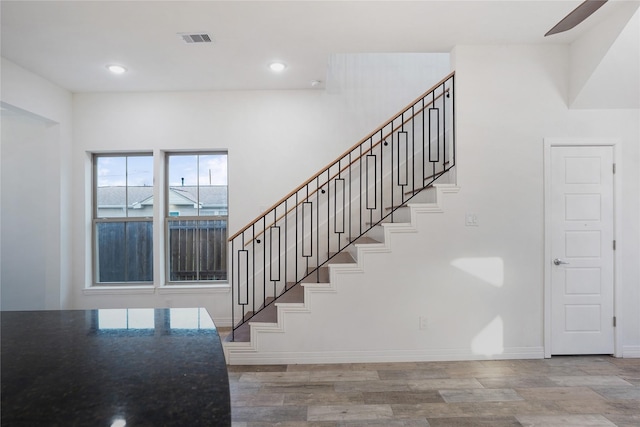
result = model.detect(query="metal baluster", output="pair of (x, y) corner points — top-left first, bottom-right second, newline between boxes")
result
(414, 97), (427, 190)
(338, 174), (343, 250)
(348, 152), (352, 243)
(326, 170), (330, 265)
(295, 191), (299, 283)
(251, 225), (255, 316)
(414, 101), (418, 195)
(316, 176), (320, 282)
(262, 216), (266, 310)
(305, 185), (310, 279)
(452, 74), (456, 168)
(359, 144), (363, 237)
(379, 131), (384, 225)
(389, 122), (395, 222)
(271, 209), (278, 300)
(369, 138), (374, 227)
(433, 90), (438, 179)
(442, 82), (447, 174)
(231, 238), (235, 340)
(284, 199), (288, 291)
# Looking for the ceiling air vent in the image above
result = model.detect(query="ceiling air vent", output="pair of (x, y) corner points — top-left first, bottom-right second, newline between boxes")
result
(178, 32), (213, 44)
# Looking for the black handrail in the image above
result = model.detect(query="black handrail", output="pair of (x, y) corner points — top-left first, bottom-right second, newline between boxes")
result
(229, 72), (455, 341)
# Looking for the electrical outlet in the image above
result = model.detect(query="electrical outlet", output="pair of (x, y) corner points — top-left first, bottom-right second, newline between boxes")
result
(419, 316), (428, 330)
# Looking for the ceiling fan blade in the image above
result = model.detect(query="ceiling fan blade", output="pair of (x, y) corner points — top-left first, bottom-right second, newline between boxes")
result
(545, 0), (608, 36)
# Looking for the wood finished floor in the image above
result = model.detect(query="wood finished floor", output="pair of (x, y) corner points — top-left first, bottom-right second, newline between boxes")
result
(226, 355), (640, 426)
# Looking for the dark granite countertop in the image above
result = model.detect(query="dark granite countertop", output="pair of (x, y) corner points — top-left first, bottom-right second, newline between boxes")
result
(1, 308), (230, 426)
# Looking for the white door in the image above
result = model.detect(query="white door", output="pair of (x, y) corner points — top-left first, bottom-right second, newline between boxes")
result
(550, 145), (615, 355)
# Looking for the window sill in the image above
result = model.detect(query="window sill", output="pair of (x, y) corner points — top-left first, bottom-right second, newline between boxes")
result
(159, 284), (230, 294)
(82, 284), (230, 296)
(83, 286), (156, 295)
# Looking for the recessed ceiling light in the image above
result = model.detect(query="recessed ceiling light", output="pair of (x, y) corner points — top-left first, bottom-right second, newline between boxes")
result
(107, 64), (127, 74)
(269, 62), (287, 72)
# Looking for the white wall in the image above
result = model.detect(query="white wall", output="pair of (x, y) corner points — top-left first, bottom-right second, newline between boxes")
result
(1, 109), (50, 309)
(0, 51), (447, 322)
(570, 3), (640, 108)
(72, 55), (449, 324)
(227, 44), (639, 363)
(3, 42), (637, 360)
(453, 44), (639, 357)
(0, 58), (73, 310)
(73, 90), (350, 322)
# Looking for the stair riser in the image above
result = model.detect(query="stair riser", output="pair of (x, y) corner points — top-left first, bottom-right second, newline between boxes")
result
(390, 207), (412, 223)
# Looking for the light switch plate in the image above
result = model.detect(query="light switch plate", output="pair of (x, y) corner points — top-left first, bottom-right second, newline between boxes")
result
(465, 213), (478, 226)
(419, 316), (428, 330)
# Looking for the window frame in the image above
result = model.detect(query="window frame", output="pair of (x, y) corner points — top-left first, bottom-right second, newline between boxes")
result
(164, 151), (228, 284)
(92, 152), (154, 286)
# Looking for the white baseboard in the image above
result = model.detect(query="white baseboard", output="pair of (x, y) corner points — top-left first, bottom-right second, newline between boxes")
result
(622, 345), (640, 358)
(225, 346), (545, 365)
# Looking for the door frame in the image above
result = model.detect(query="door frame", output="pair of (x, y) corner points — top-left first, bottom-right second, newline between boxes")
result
(543, 138), (621, 358)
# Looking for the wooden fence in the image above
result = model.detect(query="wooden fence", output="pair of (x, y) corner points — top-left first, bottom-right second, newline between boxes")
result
(96, 221), (154, 282)
(168, 219), (228, 281)
(96, 219), (227, 283)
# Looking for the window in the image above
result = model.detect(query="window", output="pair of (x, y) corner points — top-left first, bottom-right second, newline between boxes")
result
(91, 152), (227, 286)
(93, 154), (153, 284)
(166, 153), (228, 282)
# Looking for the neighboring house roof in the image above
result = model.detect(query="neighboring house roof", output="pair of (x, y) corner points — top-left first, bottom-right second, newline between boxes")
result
(97, 186), (227, 208)
(97, 186), (153, 208)
(170, 186), (228, 207)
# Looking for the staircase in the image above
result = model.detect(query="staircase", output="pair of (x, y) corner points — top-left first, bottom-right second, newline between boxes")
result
(224, 72), (456, 362)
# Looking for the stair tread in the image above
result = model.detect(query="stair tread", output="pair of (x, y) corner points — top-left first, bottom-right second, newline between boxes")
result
(306, 252), (354, 272)
(350, 236), (381, 245)
(225, 323), (250, 342)
(385, 204), (408, 211)
(302, 267), (329, 283)
(277, 284), (304, 304)
(327, 252), (355, 264)
(250, 304), (278, 323)
(226, 289), (299, 343)
(238, 303), (278, 325)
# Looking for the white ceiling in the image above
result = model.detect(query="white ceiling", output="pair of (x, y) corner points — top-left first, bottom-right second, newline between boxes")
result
(0, 0), (636, 93)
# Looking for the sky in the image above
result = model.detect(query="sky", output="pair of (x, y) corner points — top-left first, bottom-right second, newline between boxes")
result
(168, 154), (227, 187)
(96, 154), (227, 187)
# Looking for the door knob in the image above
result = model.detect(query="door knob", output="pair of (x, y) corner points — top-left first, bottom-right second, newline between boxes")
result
(553, 258), (570, 266)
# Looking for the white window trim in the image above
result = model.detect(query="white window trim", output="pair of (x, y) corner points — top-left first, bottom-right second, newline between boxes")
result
(92, 152), (155, 286)
(164, 151), (228, 285)
(89, 151), (229, 290)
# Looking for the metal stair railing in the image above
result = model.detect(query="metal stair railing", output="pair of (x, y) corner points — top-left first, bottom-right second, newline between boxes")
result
(228, 71), (455, 341)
